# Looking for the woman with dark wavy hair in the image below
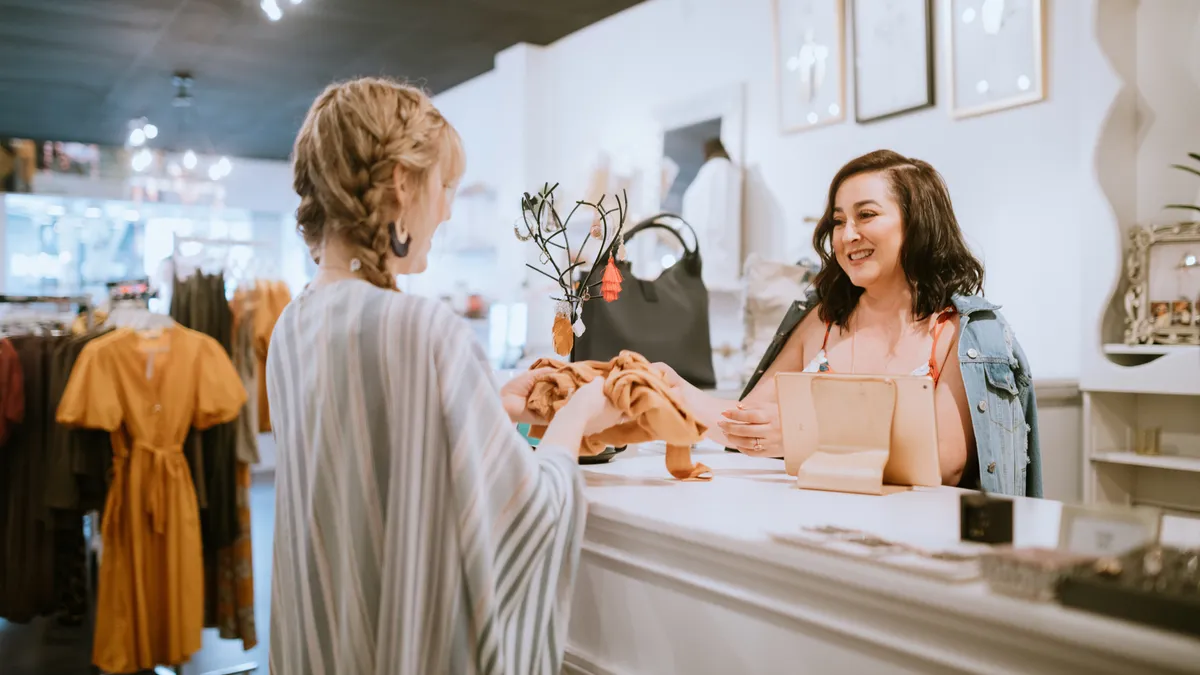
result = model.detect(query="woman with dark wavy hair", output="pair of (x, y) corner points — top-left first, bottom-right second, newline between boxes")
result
(660, 149), (1041, 497)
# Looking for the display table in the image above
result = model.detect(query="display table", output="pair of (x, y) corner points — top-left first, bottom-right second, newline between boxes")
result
(565, 443), (1200, 675)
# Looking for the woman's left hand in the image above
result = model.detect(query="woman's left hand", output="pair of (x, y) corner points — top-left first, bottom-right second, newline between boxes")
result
(718, 403), (783, 458)
(501, 368), (555, 424)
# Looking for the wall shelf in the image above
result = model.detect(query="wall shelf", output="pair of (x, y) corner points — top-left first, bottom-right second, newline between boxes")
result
(1081, 344), (1200, 395)
(1082, 391), (1200, 514)
(1090, 451), (1200, 473)
(1102, 343), (1198, 356)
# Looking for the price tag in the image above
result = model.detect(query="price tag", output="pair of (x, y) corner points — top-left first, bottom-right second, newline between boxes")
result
(1057, 504), (1161, 557)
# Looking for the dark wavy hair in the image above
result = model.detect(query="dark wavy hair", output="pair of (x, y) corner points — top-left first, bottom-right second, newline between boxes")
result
(812, 150), (984, 328)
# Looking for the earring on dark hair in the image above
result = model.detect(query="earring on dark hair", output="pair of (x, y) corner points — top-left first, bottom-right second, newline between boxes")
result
(388, 220), (410, 258)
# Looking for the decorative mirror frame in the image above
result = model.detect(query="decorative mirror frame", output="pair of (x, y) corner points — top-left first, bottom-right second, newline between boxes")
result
(1123, 221), (1200, 346)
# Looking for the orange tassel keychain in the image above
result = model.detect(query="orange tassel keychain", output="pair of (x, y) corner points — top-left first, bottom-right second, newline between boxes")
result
(552, 313), (574, 356)
(601, 254), (623, 302)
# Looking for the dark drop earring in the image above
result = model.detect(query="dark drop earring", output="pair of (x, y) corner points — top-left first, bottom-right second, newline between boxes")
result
(388, 220), (410, 258)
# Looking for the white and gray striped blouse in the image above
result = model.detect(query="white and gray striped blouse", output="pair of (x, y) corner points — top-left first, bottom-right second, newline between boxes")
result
(266, 279), (587, 675)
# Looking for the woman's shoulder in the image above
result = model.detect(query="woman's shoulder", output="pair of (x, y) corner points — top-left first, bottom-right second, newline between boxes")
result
(273, 281), (466, 350)
(951, 294), (1033, 376)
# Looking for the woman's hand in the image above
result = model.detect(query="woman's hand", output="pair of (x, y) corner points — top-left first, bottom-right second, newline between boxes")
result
(718, 402), (783, 458)
(500, 367), (555, 424)
(539, 377), (626, 452)
(565, 378), (627, 436)
(650, 362), (690, 393)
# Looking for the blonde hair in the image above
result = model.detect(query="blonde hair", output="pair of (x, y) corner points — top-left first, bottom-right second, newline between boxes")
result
(292, 76), (465, 289)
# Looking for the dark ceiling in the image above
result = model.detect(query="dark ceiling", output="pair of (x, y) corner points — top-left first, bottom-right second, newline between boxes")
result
(0, 0), (644, 160)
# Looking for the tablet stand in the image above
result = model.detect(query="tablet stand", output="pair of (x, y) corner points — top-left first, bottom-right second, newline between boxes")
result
(796, 377), (897, 495)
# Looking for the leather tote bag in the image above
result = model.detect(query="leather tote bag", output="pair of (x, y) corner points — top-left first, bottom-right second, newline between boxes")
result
(575, 214), (716, 389)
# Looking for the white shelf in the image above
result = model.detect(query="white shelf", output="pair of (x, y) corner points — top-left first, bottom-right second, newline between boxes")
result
(1102, 343), (1199, 355)
(1081, 344), (1200, 396)
(1091, 451), (1200, 473)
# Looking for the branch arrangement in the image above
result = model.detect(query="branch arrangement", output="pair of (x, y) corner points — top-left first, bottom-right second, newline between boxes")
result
(516, 183), (629, 355)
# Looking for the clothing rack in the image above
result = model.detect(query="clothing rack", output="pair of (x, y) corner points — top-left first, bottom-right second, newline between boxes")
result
(0, 295), (103, 670)
(0, 293), (95, 330)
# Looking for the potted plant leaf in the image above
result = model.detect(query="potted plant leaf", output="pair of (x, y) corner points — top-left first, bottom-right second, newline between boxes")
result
(1166, 152), (1200, 218)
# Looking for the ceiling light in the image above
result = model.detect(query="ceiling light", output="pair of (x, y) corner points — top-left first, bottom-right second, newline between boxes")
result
(208, 164), (223, 181)
(261, 0), (282, 20)
(217, 156), (233, 175)
(144, 123), (158, 139)
(183, 150), (198, 169)
(129, 128), (146, 146)
(168, 162), (182, 177)
(290, 0), (302, 4)
(132, 148), (153, 172)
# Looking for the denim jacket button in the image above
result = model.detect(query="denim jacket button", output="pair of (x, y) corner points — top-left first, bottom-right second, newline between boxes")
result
(987, 462), (996, 474)
(967, 348), (979, 359)
(978, 400), (987, 412)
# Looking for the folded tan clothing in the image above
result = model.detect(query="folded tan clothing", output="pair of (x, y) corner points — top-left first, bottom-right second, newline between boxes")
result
(526, 351), (712, 481)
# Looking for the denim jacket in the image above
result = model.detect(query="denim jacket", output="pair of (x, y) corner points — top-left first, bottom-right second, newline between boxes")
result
(738, 293), (1042, 498)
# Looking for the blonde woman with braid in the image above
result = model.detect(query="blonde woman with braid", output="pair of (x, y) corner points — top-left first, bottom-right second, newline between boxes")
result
(267, 77), (623, 675)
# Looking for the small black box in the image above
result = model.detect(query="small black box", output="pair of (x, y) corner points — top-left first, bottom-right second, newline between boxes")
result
(960, 492), (1014, 545)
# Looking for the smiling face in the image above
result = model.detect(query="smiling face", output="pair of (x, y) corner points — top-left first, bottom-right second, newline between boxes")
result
(830, 171), (905, 290)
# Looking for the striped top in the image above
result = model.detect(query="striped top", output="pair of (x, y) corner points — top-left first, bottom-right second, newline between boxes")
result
(266, 279), (587, 675)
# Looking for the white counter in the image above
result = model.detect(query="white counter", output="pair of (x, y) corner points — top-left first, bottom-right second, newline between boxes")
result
(565, 443), (1200, 675)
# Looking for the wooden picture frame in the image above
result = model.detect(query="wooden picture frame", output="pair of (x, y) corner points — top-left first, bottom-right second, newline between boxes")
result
(852, 0), (935, 123)
(946, 0), (1047, 119)
(772, 0), (847, 133)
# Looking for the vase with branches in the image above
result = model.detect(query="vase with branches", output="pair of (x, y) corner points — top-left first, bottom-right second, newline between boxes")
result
(515, 183), (629, 356)
(1166, 152), (1200, 218)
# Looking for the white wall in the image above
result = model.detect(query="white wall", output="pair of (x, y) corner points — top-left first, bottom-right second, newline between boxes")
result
(1135, 1), (1200, 225)
(439, 0), (1104, 377)
(435, 0), (1200, 380)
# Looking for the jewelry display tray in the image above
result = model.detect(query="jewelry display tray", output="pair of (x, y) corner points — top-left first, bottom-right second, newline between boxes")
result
(1057, 550), (1200, 639)
(1058, 579), (1200, 639)
(770, 526), (994, 583)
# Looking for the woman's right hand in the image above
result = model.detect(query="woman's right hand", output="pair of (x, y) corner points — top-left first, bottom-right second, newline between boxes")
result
(565, 378), (626, 436)
(539, 377), (626, 451)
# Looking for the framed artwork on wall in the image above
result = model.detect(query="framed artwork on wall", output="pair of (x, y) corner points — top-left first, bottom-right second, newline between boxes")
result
(772, 0), (847, 133)
(852, 0), (935, 123)
(947, 0), (1047, 119)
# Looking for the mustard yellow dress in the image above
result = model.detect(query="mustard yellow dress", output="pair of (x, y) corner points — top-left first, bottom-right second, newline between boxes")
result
(253, 280), (290, 433)
(57, 326), (247, 673)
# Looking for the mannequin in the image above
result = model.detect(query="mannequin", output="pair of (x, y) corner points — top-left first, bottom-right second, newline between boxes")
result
(681, 137), (742, 288)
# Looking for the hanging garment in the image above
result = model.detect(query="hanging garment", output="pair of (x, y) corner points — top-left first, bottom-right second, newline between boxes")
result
(206, 287), (259, 649)
(172, 272), (239, 550)
(44, 328), (116, 627)
(0, 337), (24, 446)
(525, 350), (712, 481)
(267, 280), (587, 675)
(0, 335), (63, 622)
(214, 462), (256, 648)
(231, 289), (259, 465)
(253, 280), (290, 433)
(57, 325), (246, 673)
(680, 155), (741, 289)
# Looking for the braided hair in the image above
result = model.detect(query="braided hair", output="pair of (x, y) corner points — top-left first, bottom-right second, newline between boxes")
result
(292, 77), (464, 289)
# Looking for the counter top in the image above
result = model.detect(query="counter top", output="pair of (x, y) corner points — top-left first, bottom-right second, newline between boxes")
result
(569, 442), (1200, 674)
